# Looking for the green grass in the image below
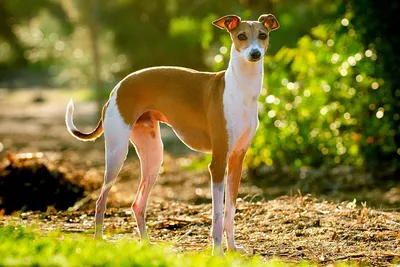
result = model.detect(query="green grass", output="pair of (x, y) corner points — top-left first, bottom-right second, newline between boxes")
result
(0, 225), (358, 267)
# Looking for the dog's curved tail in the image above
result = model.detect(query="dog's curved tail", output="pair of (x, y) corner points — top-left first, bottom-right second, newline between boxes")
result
(65, 98), (104, 141)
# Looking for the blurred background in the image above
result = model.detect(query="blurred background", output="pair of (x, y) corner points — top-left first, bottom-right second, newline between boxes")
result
(0, 0), (399, 212)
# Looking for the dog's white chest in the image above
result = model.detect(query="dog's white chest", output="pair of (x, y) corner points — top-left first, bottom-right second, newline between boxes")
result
(223, 71), (260, 154)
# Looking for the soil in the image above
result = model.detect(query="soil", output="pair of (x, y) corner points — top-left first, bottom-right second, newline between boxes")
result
(1, 196), (400, 266)
(0, 89), (399, 266)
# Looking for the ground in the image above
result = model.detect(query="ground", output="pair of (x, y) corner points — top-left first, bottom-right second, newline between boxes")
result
(0, 88), (399, 266)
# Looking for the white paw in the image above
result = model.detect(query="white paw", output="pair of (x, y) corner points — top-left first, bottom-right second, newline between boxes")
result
(141, 239), (158, 246)
(93, 233), (104, 240)
(212, 246), (226, 257)
(228, 245), (247, 254)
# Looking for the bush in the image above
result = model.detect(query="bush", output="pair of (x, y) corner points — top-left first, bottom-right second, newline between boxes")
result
(241, 5), (399, 175)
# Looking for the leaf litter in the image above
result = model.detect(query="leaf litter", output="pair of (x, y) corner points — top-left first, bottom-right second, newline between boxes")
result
(1, 191), (399, 266)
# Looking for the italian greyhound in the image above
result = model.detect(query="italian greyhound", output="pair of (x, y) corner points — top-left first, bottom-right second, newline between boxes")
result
(66, 14), (279, 255)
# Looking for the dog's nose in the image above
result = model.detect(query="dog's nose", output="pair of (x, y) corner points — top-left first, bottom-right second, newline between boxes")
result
(250, 50), (261, 60)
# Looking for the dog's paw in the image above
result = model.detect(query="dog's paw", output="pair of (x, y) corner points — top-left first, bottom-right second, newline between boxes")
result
(212, 246), (226, 257)
(93, 233), (104, 240)
(141, 239), (159, 247)
(228, 245), (247, 254)
(148, 241), (159, 247)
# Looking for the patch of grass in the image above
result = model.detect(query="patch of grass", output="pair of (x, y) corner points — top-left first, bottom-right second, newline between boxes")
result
(0, 225), (361, 267)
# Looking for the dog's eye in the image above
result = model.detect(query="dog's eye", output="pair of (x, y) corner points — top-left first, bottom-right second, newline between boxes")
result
(259, 33), (267, 40)
(237, 34), (247, 41)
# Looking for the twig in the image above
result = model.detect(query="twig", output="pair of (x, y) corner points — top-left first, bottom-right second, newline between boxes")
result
(249, 194), (264, 203)
(174, 228), (193, 243)
(379, 252), (400, 257)
(316, 210), (330, 215)
(335, 253), (365, 260)
(68, 180), (115, 212)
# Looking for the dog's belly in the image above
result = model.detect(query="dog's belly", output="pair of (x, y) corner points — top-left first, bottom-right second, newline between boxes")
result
(172, 127), (212, 153)
(136, 110), (212, 153)
(163, 109), (212, 153)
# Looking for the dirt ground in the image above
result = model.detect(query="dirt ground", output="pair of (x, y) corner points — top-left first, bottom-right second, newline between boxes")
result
(0, 89), (400, 266)
(2, 196), (400, 266)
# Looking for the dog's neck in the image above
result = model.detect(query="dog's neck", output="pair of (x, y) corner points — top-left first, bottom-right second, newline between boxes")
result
(225, 45), (264, 104)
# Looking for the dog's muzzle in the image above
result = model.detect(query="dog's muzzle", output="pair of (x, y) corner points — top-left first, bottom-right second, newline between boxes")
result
(249, 50), (261, 61)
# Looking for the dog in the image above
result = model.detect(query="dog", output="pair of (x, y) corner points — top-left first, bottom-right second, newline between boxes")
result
(66, 14), (279, 255)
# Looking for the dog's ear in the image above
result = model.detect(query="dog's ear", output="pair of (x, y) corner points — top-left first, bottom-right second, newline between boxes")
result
(212, 15), (241, 31)
(258, 14), (279, 32)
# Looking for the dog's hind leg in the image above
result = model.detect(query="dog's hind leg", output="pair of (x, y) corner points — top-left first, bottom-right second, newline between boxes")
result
(130, 118), (163, 243)
(94, 102), (131, 239)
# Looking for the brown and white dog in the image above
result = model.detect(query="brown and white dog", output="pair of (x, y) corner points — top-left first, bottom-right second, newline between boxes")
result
(66, 14), (279, 255)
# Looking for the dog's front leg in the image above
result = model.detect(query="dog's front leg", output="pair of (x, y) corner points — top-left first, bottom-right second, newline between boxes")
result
(209, 154), (227, 256)
(224, 150), (247, 252)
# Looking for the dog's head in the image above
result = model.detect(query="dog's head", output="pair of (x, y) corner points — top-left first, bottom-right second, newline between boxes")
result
(212, 14), (279, 62)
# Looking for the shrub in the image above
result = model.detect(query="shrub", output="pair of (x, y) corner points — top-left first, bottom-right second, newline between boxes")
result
(241, 6), (399, 174)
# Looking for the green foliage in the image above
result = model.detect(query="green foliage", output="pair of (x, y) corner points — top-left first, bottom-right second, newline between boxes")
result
(348, 0), (400, 173)
(1, 0), (399, 173)
(0, 225), (319, 267)
(244, 6), (399, 172)
(0, 0), (337, 87)
(0, 0), (72, 67)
